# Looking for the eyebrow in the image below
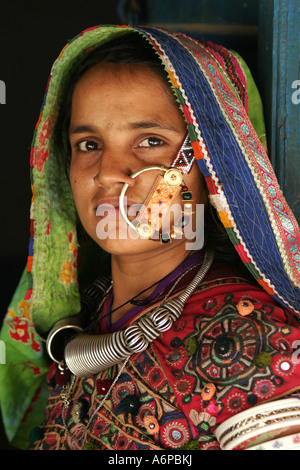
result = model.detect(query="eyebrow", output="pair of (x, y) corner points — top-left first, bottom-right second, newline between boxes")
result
(69, 125), (95, 135)
(128, 120), (178, 132)
(69, 120), (179, 135)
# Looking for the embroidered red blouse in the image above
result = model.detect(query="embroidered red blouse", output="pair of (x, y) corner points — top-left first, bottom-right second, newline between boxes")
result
(29, 257), (300, 450)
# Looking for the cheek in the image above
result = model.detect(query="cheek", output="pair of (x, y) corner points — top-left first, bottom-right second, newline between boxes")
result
(69, 162), (76, 188)
(69, 172), (79, 201)
(69, 167), (86, 209)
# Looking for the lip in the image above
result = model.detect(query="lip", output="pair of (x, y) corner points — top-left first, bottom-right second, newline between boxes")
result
(95, 198), (120, 211)
(95, 198), (143, 217)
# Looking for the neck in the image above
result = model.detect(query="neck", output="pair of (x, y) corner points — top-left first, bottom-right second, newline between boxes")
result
(110, 242), (192, 323)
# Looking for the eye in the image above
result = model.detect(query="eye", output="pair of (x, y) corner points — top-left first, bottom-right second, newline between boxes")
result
(138, 137), (165, 148)
(77, 140), (99, 152)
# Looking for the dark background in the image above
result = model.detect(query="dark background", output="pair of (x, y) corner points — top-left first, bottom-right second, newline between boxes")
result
(0, 0), (259, 450)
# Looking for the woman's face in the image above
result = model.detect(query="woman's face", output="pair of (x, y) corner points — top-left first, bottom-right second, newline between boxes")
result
(69, 62), (204, 256)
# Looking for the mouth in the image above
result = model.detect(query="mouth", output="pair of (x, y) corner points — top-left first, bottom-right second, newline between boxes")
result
(95, 198), (143, 220)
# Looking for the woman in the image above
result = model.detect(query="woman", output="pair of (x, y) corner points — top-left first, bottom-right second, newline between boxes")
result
(0, 25), (299, 451)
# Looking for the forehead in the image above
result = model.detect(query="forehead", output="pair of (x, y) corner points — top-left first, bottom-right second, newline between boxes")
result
(72, 62), (177, 107)
(70, 62), (184, 131)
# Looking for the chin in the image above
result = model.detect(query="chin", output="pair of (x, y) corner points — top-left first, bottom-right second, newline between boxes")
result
(96, 237), (154, 256)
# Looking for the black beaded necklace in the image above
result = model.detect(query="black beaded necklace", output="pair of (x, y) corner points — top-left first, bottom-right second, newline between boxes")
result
(100, 252), (199, 320)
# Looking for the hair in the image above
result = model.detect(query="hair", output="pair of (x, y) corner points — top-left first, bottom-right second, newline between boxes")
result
(54, 31), (249, 276)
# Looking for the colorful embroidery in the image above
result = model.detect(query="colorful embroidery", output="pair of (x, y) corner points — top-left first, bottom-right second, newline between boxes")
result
(30, 276), (300, 450)
(30, 111), (55, 172)
(59, 231), (78, 287)
(6, 300), (40, 352)
(140, 27), (300, 311)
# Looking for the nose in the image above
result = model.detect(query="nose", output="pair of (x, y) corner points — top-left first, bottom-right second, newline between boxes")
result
(93, 146), (136, 191)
